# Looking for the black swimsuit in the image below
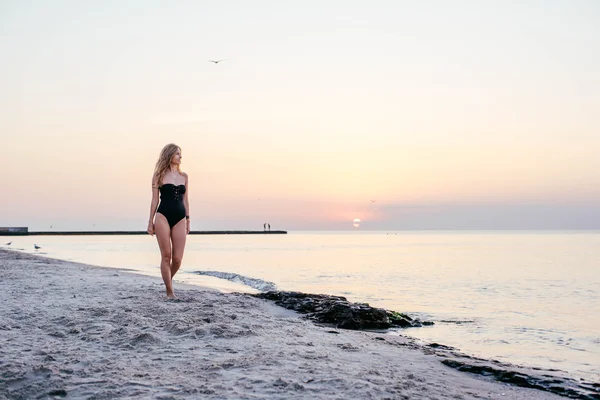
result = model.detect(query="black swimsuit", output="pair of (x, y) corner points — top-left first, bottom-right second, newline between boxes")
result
(157, 184), (186, 228)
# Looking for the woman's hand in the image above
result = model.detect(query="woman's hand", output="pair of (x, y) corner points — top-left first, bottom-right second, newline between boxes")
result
(186, 219), (190, 235)
(147, 221), (155, 236)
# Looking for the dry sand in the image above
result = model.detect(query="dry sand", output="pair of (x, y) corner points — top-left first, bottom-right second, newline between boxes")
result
(0, 249), (565, 399)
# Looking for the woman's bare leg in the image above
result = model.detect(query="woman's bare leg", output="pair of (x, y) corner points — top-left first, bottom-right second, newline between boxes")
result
(170, 218), (187, 280)
(154, 213), (175, 298)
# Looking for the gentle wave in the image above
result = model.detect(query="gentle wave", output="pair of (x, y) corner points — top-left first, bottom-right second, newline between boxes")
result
(190, 270), (277, 292)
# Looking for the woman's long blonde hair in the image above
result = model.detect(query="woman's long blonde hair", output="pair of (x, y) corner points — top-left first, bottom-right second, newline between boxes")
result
(153, 143), (182, 187)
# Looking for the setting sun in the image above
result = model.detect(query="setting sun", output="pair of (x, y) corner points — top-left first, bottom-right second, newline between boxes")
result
(353, 218), (361, 228)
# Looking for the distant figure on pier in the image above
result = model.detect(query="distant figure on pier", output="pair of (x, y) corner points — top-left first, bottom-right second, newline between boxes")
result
(268, 223), (271, 231)
(263, 223), (266, 231)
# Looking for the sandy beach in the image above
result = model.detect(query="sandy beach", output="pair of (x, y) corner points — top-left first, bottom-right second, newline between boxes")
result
(0, 249), (577, 399)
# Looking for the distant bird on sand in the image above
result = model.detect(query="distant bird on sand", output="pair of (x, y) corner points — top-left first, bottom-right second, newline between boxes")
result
(5, 241), (11, 246)
(208, 59), (225, 64)
(34, 244), (41, 250)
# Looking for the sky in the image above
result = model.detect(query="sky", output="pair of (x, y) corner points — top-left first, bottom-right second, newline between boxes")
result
(1, 0), (599, 231)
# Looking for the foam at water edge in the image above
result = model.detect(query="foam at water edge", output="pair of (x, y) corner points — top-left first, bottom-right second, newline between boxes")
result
(190, 270), (277, 292)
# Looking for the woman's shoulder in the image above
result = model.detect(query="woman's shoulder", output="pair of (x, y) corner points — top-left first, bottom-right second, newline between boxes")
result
(181, 172), (188, 179)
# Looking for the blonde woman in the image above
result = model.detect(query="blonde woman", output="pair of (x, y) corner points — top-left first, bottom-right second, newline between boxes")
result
(147, 144), (190, 298)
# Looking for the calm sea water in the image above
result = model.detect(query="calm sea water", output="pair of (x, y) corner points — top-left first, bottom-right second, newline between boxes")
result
(4, 231), (599, 382)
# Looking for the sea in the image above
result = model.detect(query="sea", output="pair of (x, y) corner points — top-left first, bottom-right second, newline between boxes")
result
(4, 230), (599, 383)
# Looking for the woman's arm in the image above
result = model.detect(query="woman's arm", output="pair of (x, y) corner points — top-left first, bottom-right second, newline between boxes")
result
(183, 172), (190, 234)
(147, 174), (160, 235)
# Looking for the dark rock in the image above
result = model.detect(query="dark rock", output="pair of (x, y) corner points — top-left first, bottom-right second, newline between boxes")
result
(252, 291), (433, 331)
(48, 389), (67, 397)
(319, 302), (390, 330)
(441, 359), (599, 400)
(387, 311), (413, 327)
(427, 343), (455, 350)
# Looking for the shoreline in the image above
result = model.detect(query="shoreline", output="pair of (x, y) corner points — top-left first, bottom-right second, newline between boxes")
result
(1, 249), (596, 399)
(0, 230), (287, 236)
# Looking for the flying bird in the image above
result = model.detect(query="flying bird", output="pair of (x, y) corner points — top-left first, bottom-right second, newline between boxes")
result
(370, 199), (378, 211)
(34, 244), (41, 249)
(208, 59), (226, 64)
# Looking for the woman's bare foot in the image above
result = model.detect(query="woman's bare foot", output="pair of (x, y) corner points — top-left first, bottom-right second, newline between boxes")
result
(166, 292), (176, 299)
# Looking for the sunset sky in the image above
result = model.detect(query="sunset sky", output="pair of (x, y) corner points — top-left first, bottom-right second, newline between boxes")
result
(1, 0), (599, 230)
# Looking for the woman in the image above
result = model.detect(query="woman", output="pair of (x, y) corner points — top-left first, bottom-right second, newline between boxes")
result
(147, 144), (190, 298)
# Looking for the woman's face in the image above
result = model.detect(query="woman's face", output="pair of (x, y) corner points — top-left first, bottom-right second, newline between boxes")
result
(171, 148), (182, 165)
